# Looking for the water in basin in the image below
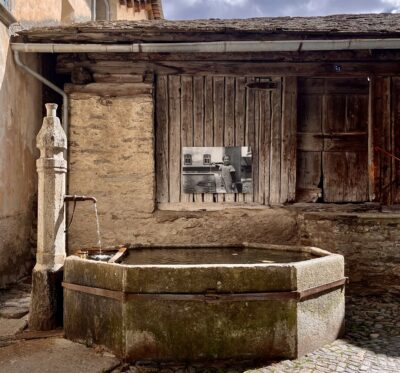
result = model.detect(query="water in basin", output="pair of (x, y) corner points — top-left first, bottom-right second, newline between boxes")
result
(122, 247), (317, 265)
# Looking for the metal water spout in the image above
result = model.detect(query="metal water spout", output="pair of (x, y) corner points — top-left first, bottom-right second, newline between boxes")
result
(64, 194), (103, 252)
(64, 194), (97, 231)
(64, 195), (97, 203)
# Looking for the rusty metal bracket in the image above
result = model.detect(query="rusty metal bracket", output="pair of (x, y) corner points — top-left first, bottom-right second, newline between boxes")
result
(62, 277), (347, 304)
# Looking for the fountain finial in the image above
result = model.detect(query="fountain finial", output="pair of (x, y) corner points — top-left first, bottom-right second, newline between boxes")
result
(45, 103), (58, 118)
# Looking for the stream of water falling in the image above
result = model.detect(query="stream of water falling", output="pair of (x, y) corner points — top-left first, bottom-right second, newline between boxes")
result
(93, 202), (102, 254)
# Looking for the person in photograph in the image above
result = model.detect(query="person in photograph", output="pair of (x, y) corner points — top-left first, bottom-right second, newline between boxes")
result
(212, 155), (238, 193)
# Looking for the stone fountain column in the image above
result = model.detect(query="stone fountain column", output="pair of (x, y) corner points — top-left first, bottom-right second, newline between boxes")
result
(29, 103), (67, 330)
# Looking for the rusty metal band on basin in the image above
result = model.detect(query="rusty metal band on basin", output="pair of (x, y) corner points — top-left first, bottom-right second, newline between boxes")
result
(62, 277), (347, 303)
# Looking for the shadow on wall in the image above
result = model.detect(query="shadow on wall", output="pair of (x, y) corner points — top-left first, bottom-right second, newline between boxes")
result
(0, 25), (42, 288)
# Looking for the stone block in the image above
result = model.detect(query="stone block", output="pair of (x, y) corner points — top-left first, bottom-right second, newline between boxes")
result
(29, 268), (63, 331)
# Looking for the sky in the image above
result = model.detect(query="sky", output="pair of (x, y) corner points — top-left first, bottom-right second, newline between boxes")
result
(163, 0), (400, 20)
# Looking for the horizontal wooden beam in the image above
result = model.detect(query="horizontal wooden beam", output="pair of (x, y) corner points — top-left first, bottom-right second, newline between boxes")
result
(57, 60), (400, 77)
(65, 82), (153, 96)
(92, 73), (144, 83)
(54, 50), (400, 65)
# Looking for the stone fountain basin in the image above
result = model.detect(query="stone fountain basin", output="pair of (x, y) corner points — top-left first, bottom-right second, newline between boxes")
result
(63, 243), (345, 361)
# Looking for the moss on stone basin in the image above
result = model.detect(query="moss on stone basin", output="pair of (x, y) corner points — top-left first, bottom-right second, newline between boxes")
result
(63, 243), (345, 361)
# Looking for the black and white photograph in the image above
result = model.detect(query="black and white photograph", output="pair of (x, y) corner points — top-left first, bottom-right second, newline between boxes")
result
(182, 147), (252, 194)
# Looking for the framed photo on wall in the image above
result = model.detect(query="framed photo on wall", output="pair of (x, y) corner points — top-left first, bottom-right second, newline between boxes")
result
(181, 147), (253, 194)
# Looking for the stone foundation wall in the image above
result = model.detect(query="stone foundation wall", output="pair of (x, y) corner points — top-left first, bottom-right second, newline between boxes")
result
(299, 212), (400, 295)
(67, 85), (400, 296)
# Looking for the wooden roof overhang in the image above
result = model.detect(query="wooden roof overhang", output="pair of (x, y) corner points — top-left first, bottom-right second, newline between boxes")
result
(12, 13), (400, 78)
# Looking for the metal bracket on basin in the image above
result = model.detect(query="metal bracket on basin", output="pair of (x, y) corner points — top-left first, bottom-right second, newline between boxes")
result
(298, 277), (348, 301)
(62, 278), (348, 304)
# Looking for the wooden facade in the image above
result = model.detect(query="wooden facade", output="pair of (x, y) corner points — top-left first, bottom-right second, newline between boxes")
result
(155, 74), (400, 206)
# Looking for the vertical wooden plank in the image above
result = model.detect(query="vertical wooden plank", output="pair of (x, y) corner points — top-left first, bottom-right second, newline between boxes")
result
(214, 76), (225, 202)
(323, 85), (346, 203)
(235, 77), (246, 202)
(281, 77), (298, 203)
(181, 75), (194, 202)
(368, 79), (375, 202)
(193, 76), (205, 202)
(296, 78), (323, 203)
(203, 76), (214, 202)
(390, 77), (396, 205)
(269, 77), (282, 205)
(372, 77), (383, 202)
(155, 75), (169, 203)
(392, 78), (400, 204)
(380, 78), (392, 204)
(245, 77), (256, 203)
(213, 77), (225, 145)
(296, 151), (322, 202)
(257, 88), (270, 205)
(225, 77), (236, 202)
(296, 78), (325, 202)
(253, 84), (261, 203)
(168, 75), (181, 203)
(193, 76), (204, 147)
(323, 152), (345, 202)
(224, 77), (235, 146)
(235, 77), (247, 147)
(342, 152), (367, 201)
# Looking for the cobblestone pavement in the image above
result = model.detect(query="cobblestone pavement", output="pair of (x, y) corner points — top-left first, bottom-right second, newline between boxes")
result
(114, 294), (400, 373)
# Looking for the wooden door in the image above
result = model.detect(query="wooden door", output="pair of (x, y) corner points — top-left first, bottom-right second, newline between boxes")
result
(297, 78), (369, 203)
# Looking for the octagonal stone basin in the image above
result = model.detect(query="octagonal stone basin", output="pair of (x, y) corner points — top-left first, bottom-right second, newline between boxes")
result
(63, 243), (345, 362)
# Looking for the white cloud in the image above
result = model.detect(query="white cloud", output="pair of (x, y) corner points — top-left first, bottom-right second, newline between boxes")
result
(381, 0), (400, 12)
(163, 0), (396, 20)
(382, 0), (400, 5)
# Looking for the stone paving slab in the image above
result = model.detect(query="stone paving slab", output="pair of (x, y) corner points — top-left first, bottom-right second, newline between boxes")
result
(0, 315), (28, 339)
(0, 337), (120, 373)
(0, 305), (29, 319)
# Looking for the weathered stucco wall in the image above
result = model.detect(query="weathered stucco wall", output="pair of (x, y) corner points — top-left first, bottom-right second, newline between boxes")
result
(0, 24), (41, 287)
(12, 0), (91, 26)
(66, 82), (400, 296)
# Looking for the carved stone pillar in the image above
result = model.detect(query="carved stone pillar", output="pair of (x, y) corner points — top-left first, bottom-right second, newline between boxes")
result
(29, 103), (67, 330)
